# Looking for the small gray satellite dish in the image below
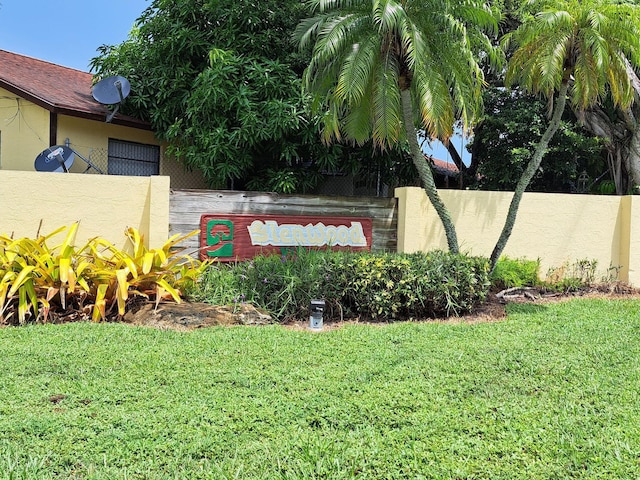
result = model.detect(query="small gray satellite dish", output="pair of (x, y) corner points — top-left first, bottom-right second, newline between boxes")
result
(92, 75), (131, 122)
(34, 146), (75, 173)
(92, 76), (131, 105)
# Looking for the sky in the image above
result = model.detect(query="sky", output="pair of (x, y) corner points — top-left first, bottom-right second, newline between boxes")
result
(421, 131), (471, 167)
(0, 0), (149, 72)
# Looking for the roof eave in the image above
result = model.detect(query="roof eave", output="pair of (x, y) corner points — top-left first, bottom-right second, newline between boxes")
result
(0, 79), (56, 111)
(0, 79), (153, 131)
(54, 107), (154, 130)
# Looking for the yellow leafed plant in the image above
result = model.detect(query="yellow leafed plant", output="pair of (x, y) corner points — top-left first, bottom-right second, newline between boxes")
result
(0, 224), (206, 325)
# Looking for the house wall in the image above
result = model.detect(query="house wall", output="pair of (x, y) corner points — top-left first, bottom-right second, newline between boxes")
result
(0, 170), (170, 250)
(57, 115), (159, 174)
(58, 116), (208, 188)
(396, 187), (639, 284)
(0, 87), (207, 188)
(0, 88), (51, 170)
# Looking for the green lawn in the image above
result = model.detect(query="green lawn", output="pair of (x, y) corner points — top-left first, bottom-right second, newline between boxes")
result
(1, 298), (640, 479)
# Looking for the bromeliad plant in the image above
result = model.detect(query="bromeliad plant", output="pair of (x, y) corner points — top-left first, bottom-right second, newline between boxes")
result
(0, 224), (206, 325)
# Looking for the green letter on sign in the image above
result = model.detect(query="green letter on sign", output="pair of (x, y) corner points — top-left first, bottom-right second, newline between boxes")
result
(206, 220), (234, 257)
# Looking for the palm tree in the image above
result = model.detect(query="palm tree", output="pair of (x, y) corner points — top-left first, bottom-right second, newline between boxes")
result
(490, 0), (640, 269)
(295, 0), (500, 254)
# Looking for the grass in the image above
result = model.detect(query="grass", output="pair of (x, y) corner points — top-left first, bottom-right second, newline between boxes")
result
(1, 298), (640, 478)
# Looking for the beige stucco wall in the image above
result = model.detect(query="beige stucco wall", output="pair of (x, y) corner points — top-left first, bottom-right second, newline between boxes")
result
(396, 187), (637, 284)
(0, 170), (170, 249)
(58, 116), (208, 188)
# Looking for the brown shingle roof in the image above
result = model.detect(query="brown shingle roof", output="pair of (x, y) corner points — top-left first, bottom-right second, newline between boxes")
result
(0, 49), (150, 130)
(430, 156), (459, 176)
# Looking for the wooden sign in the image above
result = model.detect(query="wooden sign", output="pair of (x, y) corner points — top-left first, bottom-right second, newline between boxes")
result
(200, 214), (373, 261)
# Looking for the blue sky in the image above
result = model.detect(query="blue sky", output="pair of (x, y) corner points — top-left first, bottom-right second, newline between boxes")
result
(0, 0), (149, 71)
(421, 131), (471, 166)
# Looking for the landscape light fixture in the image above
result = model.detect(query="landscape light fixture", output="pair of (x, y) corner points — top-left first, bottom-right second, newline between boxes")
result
(309, 299), (325, 330)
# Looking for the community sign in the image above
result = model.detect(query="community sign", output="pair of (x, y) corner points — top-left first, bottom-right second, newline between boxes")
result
(200, 214), (373, 261)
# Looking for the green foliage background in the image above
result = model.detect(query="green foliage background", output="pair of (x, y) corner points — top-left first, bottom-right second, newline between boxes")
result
(90, 0), (414, 192)
(469, 87), (604, 192)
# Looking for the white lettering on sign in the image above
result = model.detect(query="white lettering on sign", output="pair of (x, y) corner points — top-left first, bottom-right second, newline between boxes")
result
(247, 220), (368, 247)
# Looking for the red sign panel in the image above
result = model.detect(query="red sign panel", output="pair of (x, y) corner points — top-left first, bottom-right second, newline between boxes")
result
(199, 214), (373, 261)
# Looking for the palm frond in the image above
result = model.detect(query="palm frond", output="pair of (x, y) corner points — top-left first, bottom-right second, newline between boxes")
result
(371, 53), (402, 149)
(372, 0), (405, 33)
(335, 33), (380, 104)
(294, 14), (331, 51)
(506, 0), (640, 111)
(298, 0), (497, 147)
(343, 78), (374, 144)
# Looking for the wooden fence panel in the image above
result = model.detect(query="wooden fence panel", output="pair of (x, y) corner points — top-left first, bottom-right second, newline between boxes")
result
(169, 189), (397, 254)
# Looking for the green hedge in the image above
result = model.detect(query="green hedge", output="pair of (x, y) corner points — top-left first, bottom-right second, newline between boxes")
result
(192, 250), (491, 322)
(490, 256), (540, 290)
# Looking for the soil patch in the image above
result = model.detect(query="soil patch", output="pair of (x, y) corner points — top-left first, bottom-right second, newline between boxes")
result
(122, 302), (272, 331)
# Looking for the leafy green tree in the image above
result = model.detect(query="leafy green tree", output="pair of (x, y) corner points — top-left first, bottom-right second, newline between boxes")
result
(470, 87), (603, 192)
(490, 0), (640, 268)
(296, 0), (501, 253)
(88, 0), (314, 190)
(484, 0), (640, 196)
(576, 85), (640, 195)
(90, 0), (416, 193)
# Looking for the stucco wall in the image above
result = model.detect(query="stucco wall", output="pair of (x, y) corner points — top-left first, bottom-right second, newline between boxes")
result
(396, 187), (639, 284)
(0, 170), (170, 249)
(58, 116), (208, 188)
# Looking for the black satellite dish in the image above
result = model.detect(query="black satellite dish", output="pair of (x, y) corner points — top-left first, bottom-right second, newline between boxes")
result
(34, 145), (105, 174)
(34, 146), (75, 173)
(92, 75), (131, 122)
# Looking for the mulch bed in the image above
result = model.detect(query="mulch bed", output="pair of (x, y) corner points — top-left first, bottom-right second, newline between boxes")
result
(2, 283), (639, 330)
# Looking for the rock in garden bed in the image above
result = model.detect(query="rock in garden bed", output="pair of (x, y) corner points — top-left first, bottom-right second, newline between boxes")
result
(123, 302), (272, 331)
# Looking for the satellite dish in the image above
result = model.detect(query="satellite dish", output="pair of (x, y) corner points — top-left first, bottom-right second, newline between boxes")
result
(34, 146), (75, 173)
(92, 76), (131, 105)
(92, 75), (131, 122)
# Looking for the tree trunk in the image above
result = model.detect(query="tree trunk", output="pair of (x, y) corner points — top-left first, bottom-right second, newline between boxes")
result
(625, 62), (640, 189)
(400, 89), (460, 253)
(577, 105), (633, 194)
(489, 81), (569, 270)
(445, 140), (465, 188)
(626, 120), (640, 191)
(576, 62), (640, 194)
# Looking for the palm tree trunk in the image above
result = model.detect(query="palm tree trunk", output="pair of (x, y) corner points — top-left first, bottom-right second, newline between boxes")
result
(400, 89), (459, 254)
(489, 81), (569, 270)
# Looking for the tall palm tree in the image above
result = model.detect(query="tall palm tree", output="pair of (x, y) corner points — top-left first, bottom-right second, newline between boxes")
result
(295, 0), (500, 254)
(490, 0), (640, 269)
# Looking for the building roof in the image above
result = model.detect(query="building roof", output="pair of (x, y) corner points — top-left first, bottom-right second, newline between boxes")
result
(0, 49), (150, 130)
(430, 157), (459, 177)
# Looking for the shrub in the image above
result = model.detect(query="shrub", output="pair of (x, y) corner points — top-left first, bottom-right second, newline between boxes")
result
(0, 224), (205, 325)
(187, 263), (241, 306)
(234, 248), (329, 320)
(491, 256), (540, 290)
(405, 251), (491, 318)
(544, 258), (599, 292)
(195, 250), (491, 321)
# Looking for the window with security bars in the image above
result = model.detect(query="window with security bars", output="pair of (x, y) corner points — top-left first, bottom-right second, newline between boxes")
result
(107, 139), (160, 176)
